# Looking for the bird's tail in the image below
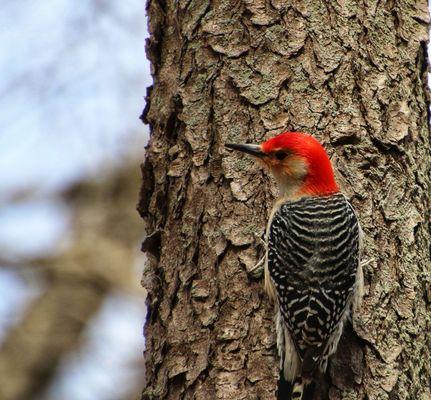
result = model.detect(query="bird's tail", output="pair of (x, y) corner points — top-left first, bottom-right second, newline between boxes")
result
(277, 371), (315, 400)
(278, 344), (323, 400)
(291, 377), (315, 400)
(291, 377), (304, 399)
(277, 369), (292, 399)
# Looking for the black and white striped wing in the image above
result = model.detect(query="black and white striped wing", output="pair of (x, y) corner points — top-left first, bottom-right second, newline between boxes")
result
(268, 193), (360, 357)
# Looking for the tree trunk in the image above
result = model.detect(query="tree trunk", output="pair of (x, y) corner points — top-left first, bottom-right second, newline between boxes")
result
(139, 1), (430, 399)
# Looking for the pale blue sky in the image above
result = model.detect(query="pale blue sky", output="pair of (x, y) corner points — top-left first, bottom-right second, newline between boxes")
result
(0, 0), (150, 199)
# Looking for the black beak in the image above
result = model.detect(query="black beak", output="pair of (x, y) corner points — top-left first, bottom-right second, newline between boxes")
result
(225, 143), (265, 158)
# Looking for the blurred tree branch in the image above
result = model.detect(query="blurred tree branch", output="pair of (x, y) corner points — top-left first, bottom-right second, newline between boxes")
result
(0, 161), (144, 400)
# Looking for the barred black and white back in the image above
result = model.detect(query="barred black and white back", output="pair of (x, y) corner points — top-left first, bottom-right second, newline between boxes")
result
(265, 193), (363, 400)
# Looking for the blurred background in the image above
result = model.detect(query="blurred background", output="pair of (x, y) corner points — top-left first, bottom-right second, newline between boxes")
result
(0, 1), (149, 399)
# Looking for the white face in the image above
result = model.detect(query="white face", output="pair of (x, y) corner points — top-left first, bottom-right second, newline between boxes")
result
(260, 153), (308, 197)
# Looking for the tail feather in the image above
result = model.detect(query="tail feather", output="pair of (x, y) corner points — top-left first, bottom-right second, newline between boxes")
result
(290, 377), (315, 400)
(277, 370), (293, 400)
(289, 345), (322, 399)
(291, 377), (304, 399)
(276, 331), (322, 400)
(302, 380), (316, 400)
(302, 345), (324, 378)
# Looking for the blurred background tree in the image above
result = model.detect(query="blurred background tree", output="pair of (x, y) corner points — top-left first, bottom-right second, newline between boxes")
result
(0, 1), (149, 399)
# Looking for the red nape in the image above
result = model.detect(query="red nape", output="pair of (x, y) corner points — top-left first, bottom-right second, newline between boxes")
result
(261, 132), (339, 196)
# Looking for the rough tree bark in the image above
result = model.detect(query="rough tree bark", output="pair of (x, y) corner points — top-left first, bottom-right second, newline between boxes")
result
(139, 1), (430, 399)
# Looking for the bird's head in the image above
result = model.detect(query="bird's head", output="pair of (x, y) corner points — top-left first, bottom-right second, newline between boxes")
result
(225, 132), (339, 197)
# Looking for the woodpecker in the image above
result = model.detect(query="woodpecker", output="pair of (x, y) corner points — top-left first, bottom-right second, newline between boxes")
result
(225, 132), (363, 400)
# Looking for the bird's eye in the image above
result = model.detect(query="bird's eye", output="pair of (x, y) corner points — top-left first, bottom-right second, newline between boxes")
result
(274, 151), (287, 160)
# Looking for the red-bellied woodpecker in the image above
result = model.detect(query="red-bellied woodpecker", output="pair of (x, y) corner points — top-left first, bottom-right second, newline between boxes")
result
(225, 132), (363, 400)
